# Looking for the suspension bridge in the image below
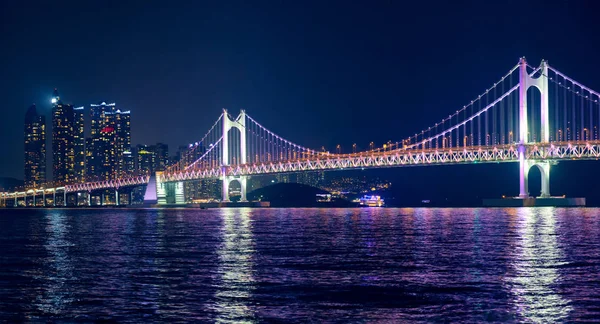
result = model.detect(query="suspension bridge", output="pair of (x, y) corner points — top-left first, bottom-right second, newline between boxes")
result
(2, 57), (600, 207)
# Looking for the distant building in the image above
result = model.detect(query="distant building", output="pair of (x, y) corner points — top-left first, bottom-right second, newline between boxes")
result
(154, 143), (169, 171)
(24, 104), (46, 187)
(123, 150), (135, 174)
(135, 144), (156, 175)
(51, 89), (75, 184)
(133, 143), (170, 175)
(275, 174), (291, 183)
(185, 179), (221, 202)
(73, 107), (85, 182)
(296, 171), (325, 188)
(105, 109), (131, 177)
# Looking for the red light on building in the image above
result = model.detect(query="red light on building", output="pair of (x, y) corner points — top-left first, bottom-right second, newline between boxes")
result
(101, 126), (115, 133)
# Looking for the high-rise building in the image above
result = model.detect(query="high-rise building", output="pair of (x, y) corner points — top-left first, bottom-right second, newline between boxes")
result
(98, 125), (116, 180)
(90, 102), (115, 138)
(73, 106), (85, 182)
(105, 109), (131, 177)
(88, 102), (112, 181)
(24, 104), (46, 187)
(87, 102), (131, 180)
(51, 89), (75, 184)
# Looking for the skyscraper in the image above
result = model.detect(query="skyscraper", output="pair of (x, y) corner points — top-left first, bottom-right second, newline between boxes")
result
(87, 102), (131, 180)
(73, 106), (85, 182)
(98, 125), (116, 180)
(105, 109), (131, 177)
(51, 89), (75, 184)
(24, 104), (46, 187)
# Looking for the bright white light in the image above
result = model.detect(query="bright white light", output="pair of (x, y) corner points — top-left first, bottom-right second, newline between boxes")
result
(51, 98), (57, 104)
(210, 143), (213, 147)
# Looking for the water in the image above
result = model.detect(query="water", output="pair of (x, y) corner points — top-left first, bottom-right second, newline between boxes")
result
(0, 208), (599, 322)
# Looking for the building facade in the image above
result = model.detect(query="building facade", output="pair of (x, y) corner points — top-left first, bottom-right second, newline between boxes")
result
(24, 104), (46, 187)
(135, 144), (156, 175)
(87, 102), (131, 180)
(154, 143), (169, 171)
(73, 106), (85, 182)
(51, 89), (75, 184)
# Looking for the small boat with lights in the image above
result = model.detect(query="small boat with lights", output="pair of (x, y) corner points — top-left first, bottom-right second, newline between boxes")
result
(359, 195), (385, 207)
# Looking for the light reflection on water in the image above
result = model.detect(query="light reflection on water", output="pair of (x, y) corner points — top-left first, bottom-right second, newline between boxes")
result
(0, 207), (599, 322)
(36, 211), (75, 315)
(213, 208), (256, 323)
(508, 208), (572, 323)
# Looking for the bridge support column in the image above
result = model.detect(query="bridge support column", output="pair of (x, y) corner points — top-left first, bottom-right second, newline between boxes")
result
(222, 174), (230, 202)
(63, 191), (67, 207)
(519, 146), (528, 198)
(33, 193), (36, 207)
(53, 191), (56, 207)
(520, 159), (551, 198)
(101, 193), (104, 206)
(115, 189), (120, 206)
(175, 182), (185, 204)
(42, 191), (45, 207)
(240, 176), (247, 202)
(156, 175), (167, 205)
(538, 162), (551, 198)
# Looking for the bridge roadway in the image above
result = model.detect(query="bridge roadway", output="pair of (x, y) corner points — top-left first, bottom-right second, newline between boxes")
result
(2, 140), (600, 204)
(159, 141), (600, 182)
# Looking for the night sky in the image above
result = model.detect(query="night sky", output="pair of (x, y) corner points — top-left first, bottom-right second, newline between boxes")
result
(2, 0), (600, 199)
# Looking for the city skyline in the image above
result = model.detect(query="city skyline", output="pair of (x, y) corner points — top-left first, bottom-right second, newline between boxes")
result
(20, 88), (179, 185)
(2, 1), (600, 198)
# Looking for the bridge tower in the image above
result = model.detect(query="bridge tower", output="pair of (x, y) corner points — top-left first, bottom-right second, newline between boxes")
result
(221, 109), (247, 202)
(518, 57), (551, 198)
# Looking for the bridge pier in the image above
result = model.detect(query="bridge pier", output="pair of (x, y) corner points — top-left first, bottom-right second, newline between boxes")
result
(519, 159), (551, 199)
(157, 174), (167, 205)
(222, 174), (230, 202)
(175, 182), (185, 204)
(518, 57), (551, 199)
(240, 176), (247, 202)
(221, 175), (247, 202)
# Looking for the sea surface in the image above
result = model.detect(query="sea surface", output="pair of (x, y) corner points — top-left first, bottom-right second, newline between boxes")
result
(0, 207), (599, 322)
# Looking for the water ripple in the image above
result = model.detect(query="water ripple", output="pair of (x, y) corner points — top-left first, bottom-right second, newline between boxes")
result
(0, 207), (599, 322)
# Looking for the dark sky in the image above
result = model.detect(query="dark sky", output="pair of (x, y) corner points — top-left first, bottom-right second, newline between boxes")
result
(1, 0), (600, 185)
